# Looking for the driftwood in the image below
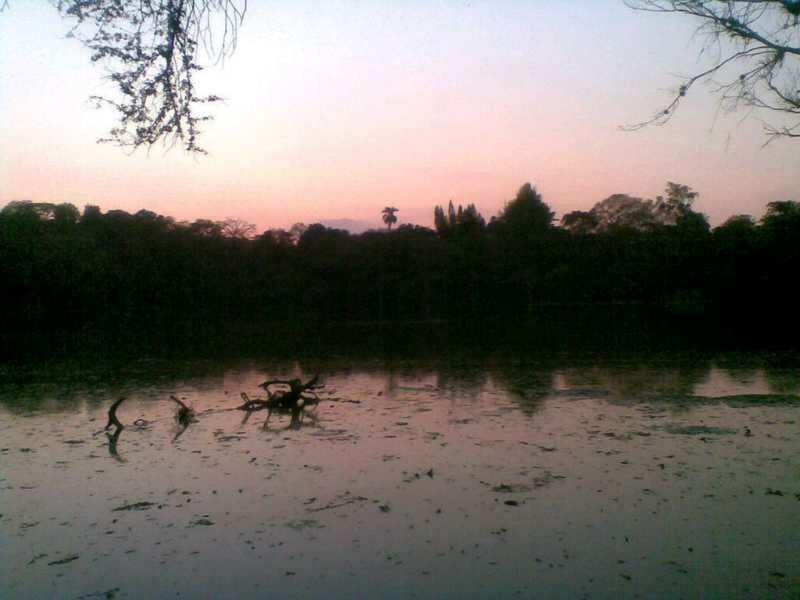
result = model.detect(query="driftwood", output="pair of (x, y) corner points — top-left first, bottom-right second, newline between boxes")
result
(169, 395), (195, 425)
(103, 397), (127, 461)
(97, 376), (326, 460)
(105, 397), (127, 431)
(259, 375), (321, 406)
(236, 376), (322, 429)
(169, 395), (196, 441)
(106, 426), (124, 462)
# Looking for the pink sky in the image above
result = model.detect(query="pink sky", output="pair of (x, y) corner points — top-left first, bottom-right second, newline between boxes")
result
(1, 1), (797, 231)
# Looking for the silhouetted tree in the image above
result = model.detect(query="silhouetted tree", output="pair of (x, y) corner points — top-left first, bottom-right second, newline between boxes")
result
(495, 183), (554, 238)
(2, 201), (59, 221)
(2, 184), (800, 331)
(81, 204), (103, 226)
(625, 0), (800, 141)
(654, 182), (699, 225)
(382, 206), (399, 230)
(561, 210), (598, 234)
(434, 202), (485, 238)
(433, 200), (459, 237)
(710, 214), (758, 303)
(718, 214), (756, 232)
(447, 201), (458, 230)
(570, 183), (706, 235)
(585, 194), (658, 233)
(53, 203), (80, 226)
(289, 223), (308, 244)
(761, 200), (800, 235)
(434, 205), (450, 236)
(456, 204), (486, 237)
(261, 228), (295, 246)
(189, 219), (224, 238)
(220, 217), (257, 239)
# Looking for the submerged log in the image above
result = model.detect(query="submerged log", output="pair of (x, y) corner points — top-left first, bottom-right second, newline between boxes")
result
(236, 376), (322, 429)
(169, 395), (195, 426)
(237, 391), (265, 413)
(258, 375), (321, 410)
(106, 426), (124, 462)
(105, 397), (127, 431)
(169, 395), (196, 441)
(237, 376), (322, 412)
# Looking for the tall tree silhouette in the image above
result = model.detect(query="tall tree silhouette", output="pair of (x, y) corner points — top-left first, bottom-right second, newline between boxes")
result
(495, 183), (554, 238)
(382, 207), (399, 230)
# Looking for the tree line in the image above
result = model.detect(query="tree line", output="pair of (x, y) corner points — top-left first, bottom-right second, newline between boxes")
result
(2, 182), (798, 331)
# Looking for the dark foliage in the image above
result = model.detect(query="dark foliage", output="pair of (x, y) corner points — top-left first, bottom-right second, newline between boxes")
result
(1, 188), (798, 334)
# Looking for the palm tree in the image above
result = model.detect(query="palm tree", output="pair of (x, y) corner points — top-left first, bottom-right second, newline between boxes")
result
(382, 206), (399, 230)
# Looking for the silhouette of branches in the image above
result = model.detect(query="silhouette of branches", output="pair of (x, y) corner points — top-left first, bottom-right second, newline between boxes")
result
(237, 377), (322, 430)
(624, 1), (800, 142)
(54, 0), (247, 153)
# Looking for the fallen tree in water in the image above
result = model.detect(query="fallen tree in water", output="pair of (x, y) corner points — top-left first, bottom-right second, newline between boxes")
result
(102, 397), (127, 461)
(169, 395), (197, 441)
(237, 376), (322, 429)
(104, 397), (127, 431)
(98, 375), (323, 453)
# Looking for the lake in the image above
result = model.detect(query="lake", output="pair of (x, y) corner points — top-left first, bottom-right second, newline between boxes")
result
(2, 342), (799, 598)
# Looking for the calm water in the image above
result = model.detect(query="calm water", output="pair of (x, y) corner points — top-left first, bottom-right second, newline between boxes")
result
(2, 354), (799, 599)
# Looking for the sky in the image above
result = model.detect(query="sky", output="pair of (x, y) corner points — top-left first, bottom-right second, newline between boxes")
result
(1, 1), (797, 231)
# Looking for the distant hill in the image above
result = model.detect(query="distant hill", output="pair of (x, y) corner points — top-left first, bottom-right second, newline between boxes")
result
(318, 219), (378, 234)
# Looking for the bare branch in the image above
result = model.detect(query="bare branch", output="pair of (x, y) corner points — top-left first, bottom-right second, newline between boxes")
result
(625, 0), (800, 140)
(105, 396), (127, 430)
(54, 0), (247, 153)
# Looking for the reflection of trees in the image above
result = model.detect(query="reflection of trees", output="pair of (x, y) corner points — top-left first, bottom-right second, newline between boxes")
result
(4, 352), (796, 430)
(368, 359), (554, 414)
(714, 354), (800, 395)
(0, 359), (238, 412)
(558, 357), (711, 404)
(434, 362), (490, 401)
(763, 368), (800, 395)
(713, 354), (762, 381)
(489, 361), (555, 415)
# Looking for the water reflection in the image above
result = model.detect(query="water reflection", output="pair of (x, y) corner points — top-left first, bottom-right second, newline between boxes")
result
(266, 405), (320, 432)
(763, 367), (800, 394)
(1, 354), (799, 416)
(490, 361), (555, 415)
(556, 360), (710, 406)
(105, 426), (123, 462)
(236, 376), (323, 431)
(169, 395), (197, 441)
(2, 351), (799, 600)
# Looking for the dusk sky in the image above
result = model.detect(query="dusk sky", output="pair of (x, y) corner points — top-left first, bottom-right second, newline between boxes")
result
(1, 1), (797, 231)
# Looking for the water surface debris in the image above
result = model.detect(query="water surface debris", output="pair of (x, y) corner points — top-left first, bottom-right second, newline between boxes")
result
(47, 554), (79, 566)
(112, 501), (156, 512)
